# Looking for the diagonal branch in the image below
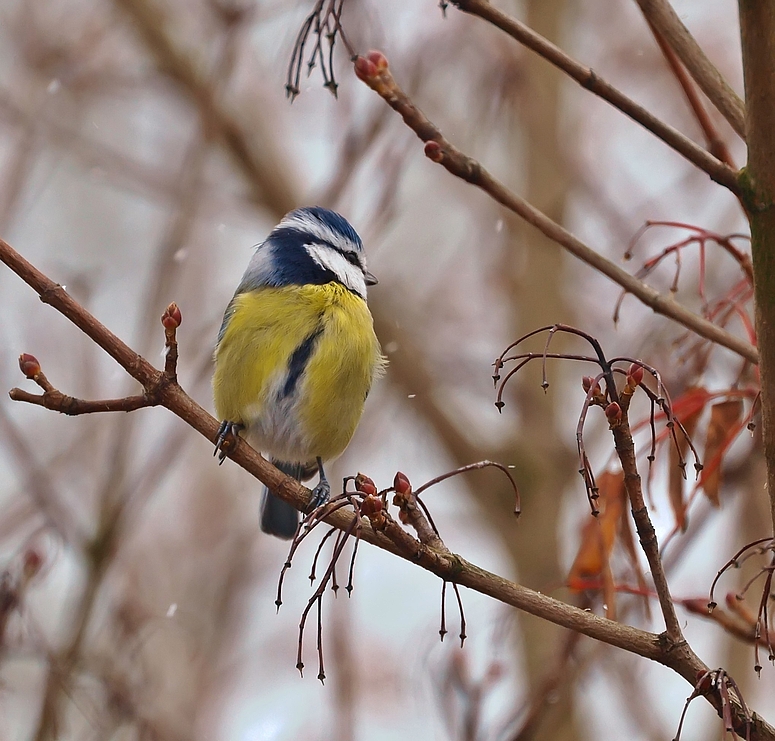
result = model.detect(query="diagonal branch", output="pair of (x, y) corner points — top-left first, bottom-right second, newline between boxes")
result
(450, 0), (743, 188)
(353, 52), (758, 366)
(645, 20), (736, 167)
(0, 234), (654, 652)
(112, 0), (297, 216)
(1, 234), (773, 741)
(635, 0), (747, 139)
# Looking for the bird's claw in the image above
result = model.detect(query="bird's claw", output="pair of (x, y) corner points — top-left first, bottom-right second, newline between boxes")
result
(306, 478), (331, 513)
(214, 420), (243, 464)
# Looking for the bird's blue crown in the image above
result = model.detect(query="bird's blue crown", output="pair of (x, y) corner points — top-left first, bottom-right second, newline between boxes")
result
(237, 206), (370, 299)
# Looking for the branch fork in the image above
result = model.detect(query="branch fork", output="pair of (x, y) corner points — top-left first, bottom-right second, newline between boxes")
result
(9, 302), (183, 417)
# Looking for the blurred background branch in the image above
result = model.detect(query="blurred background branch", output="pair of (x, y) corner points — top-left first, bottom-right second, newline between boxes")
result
(0, 0), (772, 740)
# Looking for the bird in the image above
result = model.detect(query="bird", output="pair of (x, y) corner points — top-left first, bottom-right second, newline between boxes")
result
(212, 206), (385, 538)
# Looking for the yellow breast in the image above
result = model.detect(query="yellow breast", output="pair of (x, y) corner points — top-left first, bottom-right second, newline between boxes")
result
(213, 283), (384, 462)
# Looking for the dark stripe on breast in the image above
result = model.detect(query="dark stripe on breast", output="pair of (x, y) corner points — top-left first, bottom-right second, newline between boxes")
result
(282, 325), (324, 398)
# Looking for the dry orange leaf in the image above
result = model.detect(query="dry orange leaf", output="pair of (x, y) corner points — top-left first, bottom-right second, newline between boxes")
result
(568, 471), (626, 593)
(699, 399), (743, 506)
(668, 387), (706, 531)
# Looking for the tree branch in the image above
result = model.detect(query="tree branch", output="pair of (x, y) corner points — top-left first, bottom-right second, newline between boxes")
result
(636, 0), (747, 139)
(112, 0), (297, 216)
(609, 413), (683, 642)
(450, 0), (743, 187)
(2, 234), (773, 740)
(738, 1), (775, 540)
(353, 52), (758, 365)
(645, 20), (736, 168)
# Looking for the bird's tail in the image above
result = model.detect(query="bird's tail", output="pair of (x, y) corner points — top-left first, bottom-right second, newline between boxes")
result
(260, 460), (317, 539)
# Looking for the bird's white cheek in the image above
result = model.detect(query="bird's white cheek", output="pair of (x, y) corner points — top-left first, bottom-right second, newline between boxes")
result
(305, 244), (367, 298)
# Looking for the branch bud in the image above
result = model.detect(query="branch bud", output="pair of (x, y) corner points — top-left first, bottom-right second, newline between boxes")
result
(354, 50), (388, 81)
(360, 493), (383, 518)
(424, 141), (443, 162)
(354, 56), (376, 81)
(581, 376), (603, 399)
(18, 353), (41, 379)
(393, 471), (412, 496)
(161, 302), (182, 329)
(354, 473), (377, 497)
(366, 50), (388, 71)
(604, 401), (622, 423)
(627, 363), (644, 386)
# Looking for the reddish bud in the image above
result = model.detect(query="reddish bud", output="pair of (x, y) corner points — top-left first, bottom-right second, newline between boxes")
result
(604, 402), (622, 422)
(366, 50), (388, 72)
(354, 51), (387, 82)
(161, 302), (182, 329)
(393, 471), (412, 495)
(424, 141), (443, 162)
(354, 473), (377, 497)
(18, 353), (41, 379)
(360, 494), (383, 518)
(23, 549), (43, 579)
(354, 56), (377, 81)
(581, 376), (601, 397)
(627, 363), (644, 386)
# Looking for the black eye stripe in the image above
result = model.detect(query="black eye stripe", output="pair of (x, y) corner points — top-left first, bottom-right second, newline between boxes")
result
(313, 240), (361, 268)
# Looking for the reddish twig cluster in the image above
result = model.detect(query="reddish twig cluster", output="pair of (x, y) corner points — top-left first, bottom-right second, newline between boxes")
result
(492, 324), (700, 516)
(708, 538), (775, 675)
(493, 324), (695, 644)
(617, 222), (754, 343)
(276, 463), (519, 683)
(673, 668), (753, 741)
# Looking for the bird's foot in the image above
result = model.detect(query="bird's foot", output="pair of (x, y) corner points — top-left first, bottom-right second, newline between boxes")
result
(214, 420), (243, 464)
(307, 479), (331, 512)
(305, 457), (331, 512)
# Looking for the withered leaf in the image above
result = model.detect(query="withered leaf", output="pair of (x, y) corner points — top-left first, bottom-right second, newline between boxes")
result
(699, 399), (743, 506)
(568, 471), (626, 596)
(668, 387), (707, 531)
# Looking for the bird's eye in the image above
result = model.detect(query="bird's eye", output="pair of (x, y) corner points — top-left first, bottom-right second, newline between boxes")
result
(343, 251), (361, 267)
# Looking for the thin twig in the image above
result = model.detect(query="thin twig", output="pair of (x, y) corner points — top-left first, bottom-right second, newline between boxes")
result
(353, 53), (757, 365)
(634, 0), (746, 138)
(645, 20), (736, 167)
(2, 236), (774, 740)
(449, 0), (745, 176)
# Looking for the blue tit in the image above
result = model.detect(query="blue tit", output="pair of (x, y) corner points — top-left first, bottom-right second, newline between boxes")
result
(212, 206), (385, 538)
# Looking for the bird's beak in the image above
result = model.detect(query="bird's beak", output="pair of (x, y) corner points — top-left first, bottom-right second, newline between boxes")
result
(365, 270), (378, 286)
